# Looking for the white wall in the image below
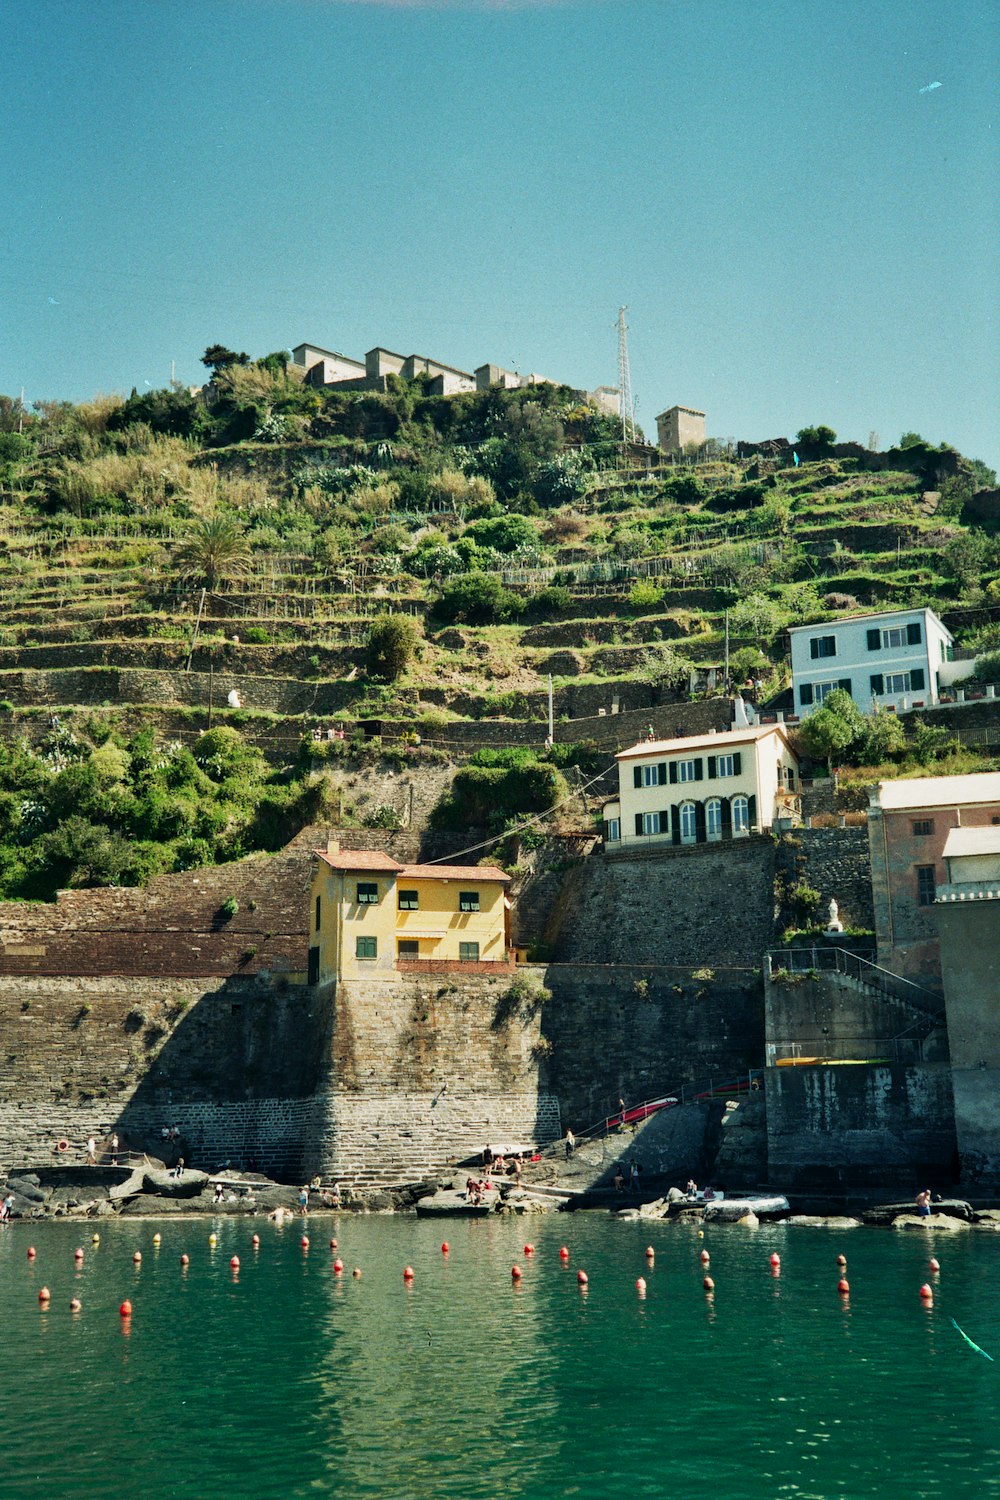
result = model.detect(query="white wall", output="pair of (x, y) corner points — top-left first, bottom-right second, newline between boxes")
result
(790, 609), (951, 715)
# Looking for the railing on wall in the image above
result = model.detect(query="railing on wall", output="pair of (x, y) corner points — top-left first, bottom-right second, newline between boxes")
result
(766, 945), (942, 1013)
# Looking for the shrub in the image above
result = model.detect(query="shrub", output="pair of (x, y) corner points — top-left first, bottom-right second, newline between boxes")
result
(434, 572), (524, 625)
(529, 585), (573, 618)
(464, 514), (539, 554)
(628, 580), (664, 611)
(974, 650), (1000, 684)
(219, 897), (239, 919)
(365, 614), (421, 681)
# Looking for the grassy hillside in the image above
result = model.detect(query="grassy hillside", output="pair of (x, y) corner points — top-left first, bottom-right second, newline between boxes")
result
(0, 362), (998, 897)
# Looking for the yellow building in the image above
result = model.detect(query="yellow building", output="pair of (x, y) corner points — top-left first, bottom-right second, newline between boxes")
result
(603, 724), (800, 849)
(309, 843), (512, 985)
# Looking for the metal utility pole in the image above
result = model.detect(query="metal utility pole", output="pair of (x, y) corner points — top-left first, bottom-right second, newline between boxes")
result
(724, 609), (730, 690)
(617, 306), (636, 446)
(547, 674), (554, 747)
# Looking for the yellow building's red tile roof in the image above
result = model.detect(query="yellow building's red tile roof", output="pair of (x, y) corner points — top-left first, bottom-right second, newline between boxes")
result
(314, 849), (401, 872)
(396, 863), (511, 884)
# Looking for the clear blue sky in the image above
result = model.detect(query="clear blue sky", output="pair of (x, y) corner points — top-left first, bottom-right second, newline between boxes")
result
(2, 0), (998, 467)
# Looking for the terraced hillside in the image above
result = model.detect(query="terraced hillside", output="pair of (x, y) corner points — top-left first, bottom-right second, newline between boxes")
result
(0, 366), (998, 899)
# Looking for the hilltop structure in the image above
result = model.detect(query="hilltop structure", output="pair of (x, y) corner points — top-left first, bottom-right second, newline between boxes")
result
(656, 404), (706, 455)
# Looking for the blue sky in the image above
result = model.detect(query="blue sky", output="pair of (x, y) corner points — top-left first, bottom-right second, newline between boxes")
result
(2, 0), (997, 466)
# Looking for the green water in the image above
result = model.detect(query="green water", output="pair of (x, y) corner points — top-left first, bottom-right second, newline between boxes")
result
(1, 1213), (998, 1500)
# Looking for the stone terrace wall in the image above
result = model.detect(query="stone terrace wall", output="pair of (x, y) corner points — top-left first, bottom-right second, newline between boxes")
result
(777, 827), (874, 935)
(541, 963), (764, 1126)
(549, 839), (777, 966)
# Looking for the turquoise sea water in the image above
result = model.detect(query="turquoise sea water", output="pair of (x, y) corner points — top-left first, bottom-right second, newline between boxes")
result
(1, 1212), (998, 1500)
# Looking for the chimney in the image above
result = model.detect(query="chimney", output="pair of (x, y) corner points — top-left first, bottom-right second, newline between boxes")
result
(326, 834), (340, 856)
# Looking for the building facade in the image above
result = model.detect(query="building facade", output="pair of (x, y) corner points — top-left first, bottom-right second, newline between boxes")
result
(656, 405), (706, 455)
(936, 827), (1000, 1183)
(290, 343), (367, 386)
(789, 607), (953, 716)
(602, 724), (799, 849)
(868, 772), (1000, 985)
(310, 845), (511, 985)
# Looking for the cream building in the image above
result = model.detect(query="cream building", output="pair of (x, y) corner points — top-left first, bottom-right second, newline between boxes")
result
(310, 844), (511, 985)
(603, 725), (799, 849)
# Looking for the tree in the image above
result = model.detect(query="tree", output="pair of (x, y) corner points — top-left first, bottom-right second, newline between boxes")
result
(969, 458), (997, 490)
(435, 572), (523, 625)
(899, 431), (927, 449)
(201, 344), (250, 374)
(943, 532), (990, 594)
(174, 514), (252, 588)
(464, 513), (540, 554)
(729, 593), (781, 639)
(795, 425), (837, 451)
(365, 614), (421, 680)
(858, 705), (906, 764)
(797, 688), (864, 771)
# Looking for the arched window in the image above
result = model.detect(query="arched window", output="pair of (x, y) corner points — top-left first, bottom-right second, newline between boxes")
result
(732, 795), (750, 836)
(706, 798), (722, 842)
(680, 801), (697, 844)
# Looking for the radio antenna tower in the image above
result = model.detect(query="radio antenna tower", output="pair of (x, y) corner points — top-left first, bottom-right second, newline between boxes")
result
(617, 305), (636, 444)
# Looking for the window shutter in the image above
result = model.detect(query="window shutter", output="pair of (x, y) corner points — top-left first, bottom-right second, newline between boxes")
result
(748, 793), (758, 830)
(799, 683), (813, 706)
(694, 758), (704, 781)
(839, 678), (852, 695)
(668, 762), (678, 785)
(635, 814), (643, 836)
(658, 763), (668, 785)
(825, 636), (836, 657)
(671, 805), (681, 846)
(907, 622), (922, 645)
(870, 674), (884, 695)
(721, 797), (733, 837)
(867, 628), (880, 651)
(810, 638), (820, 660)
(733, 751), (743, 774)
(633, 766), (641, 789)
(707, 755), (717, 779)
(694, 801), (707, 843)
(910, 668), (925, 690)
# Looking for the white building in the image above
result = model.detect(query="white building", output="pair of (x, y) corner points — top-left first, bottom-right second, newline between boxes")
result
(789, 607), (954, 716)
(602, 724), (799, 849)
(290, 343), (367, 385)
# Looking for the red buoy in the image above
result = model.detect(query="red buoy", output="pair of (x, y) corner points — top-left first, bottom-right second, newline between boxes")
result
(38, 1286), (51, 1303)
(251, 1235), (260, 1248)
(577, 1269), (588, 1285)
(523, 1244), (534, 1256)
(333, 1258), (344, 1274)
(929, 1258), (941, 1273)
(403, 1265), (414, 1281)
(703, 1275), (715, 1291)
(69, 1298), (82, 1312)
(441, 1242), (450, 1255)
(301, 1236), (309, 1250)
(645, 1246), (655, 1259)
(27, 1247), (36, 1260)
(511, 1265), (522, 1281)
(920, 1283), (933, 1301)
(329, 1238), (338, 1250)
(838, 1278), (850, 1295)
(769, 1253), (781, 1267)
(132, 1251), (142, 1264)
(180, 1254), (189, 1266)
(119, 1299), (132, 1317)
(74, 1248), (84, 1262)
(352, 1266), (362, 1278)
(636, 1276), (647, 1293)
(700, 1249), (710, 1265)
(559, 1246), (570, 1261)
(229, 1255), (240, 1270)
(836, 1253), (847, 1267)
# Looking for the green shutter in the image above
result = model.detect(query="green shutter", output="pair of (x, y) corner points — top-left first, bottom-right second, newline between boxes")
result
(870, 674), (884, 695)
(668, 762), (678, 784)
(635, 814), (643, 836)
(694, 801), (707, 842)
(658, 763), (668, 785)
(910, 668), (925, 690)
(839, 678), (852, 695)
(707, 755), (717, 779)
(671, 805), (681, 846)
(633, 766), (641, 789)
(694, 758), (704, 781)
(733, 751), (742, 774)
(867, 628), (880, 651)
(799, 684), (813, 706)
(907, 622), (922, 645)
(748, 793), (757, 829)
(721, 798), (732, 837)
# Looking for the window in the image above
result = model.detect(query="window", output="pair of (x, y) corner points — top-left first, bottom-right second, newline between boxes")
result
(916, 865), (937, 906)
(356, 882), (379, 905)
(640, 764), (662, 787)
(732, 795), (750, 835)
(813, 679), (852, 704)
(459, 942), (480, 962)
(912, 819), (934, 836)
(867, 622), (922, 651)
(677, 758), (703, 783)
(638, 811), (663, 836)
(397, 940), (419, 957)
(708, 751), (742, 777)
(680, 801), (697, 844)
(706, 798), (722, 841)
(871, 669), (924, 696)
(605, 818), (620, 842)
(398, 890), (419, 910)
(809, 635), (837, 659)
(315, 895), (321, 931)
(459, 891), (480, 912)
(356, 936), (377, 959)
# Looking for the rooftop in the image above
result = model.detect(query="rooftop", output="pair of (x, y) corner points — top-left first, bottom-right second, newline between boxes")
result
(942, 827), (1000, 860)
(315, 849), (401, 872)
(397, 863), (510, 885)
(314, 850), (509, 883)
(616, 723), (791, 762)
(788, 606), (948, 634)
(872, 773), (1000, 812)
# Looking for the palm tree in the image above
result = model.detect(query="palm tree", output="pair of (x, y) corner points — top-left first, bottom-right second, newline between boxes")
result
(174, 514), (251, 589)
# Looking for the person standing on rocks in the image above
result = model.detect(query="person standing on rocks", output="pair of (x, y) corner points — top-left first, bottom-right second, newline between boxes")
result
(110, 1134), (119, 1166)
(564, 1129), (575, 1160)
(916, 1187), (932, 1218)
(86, 1137), (97, 1165)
